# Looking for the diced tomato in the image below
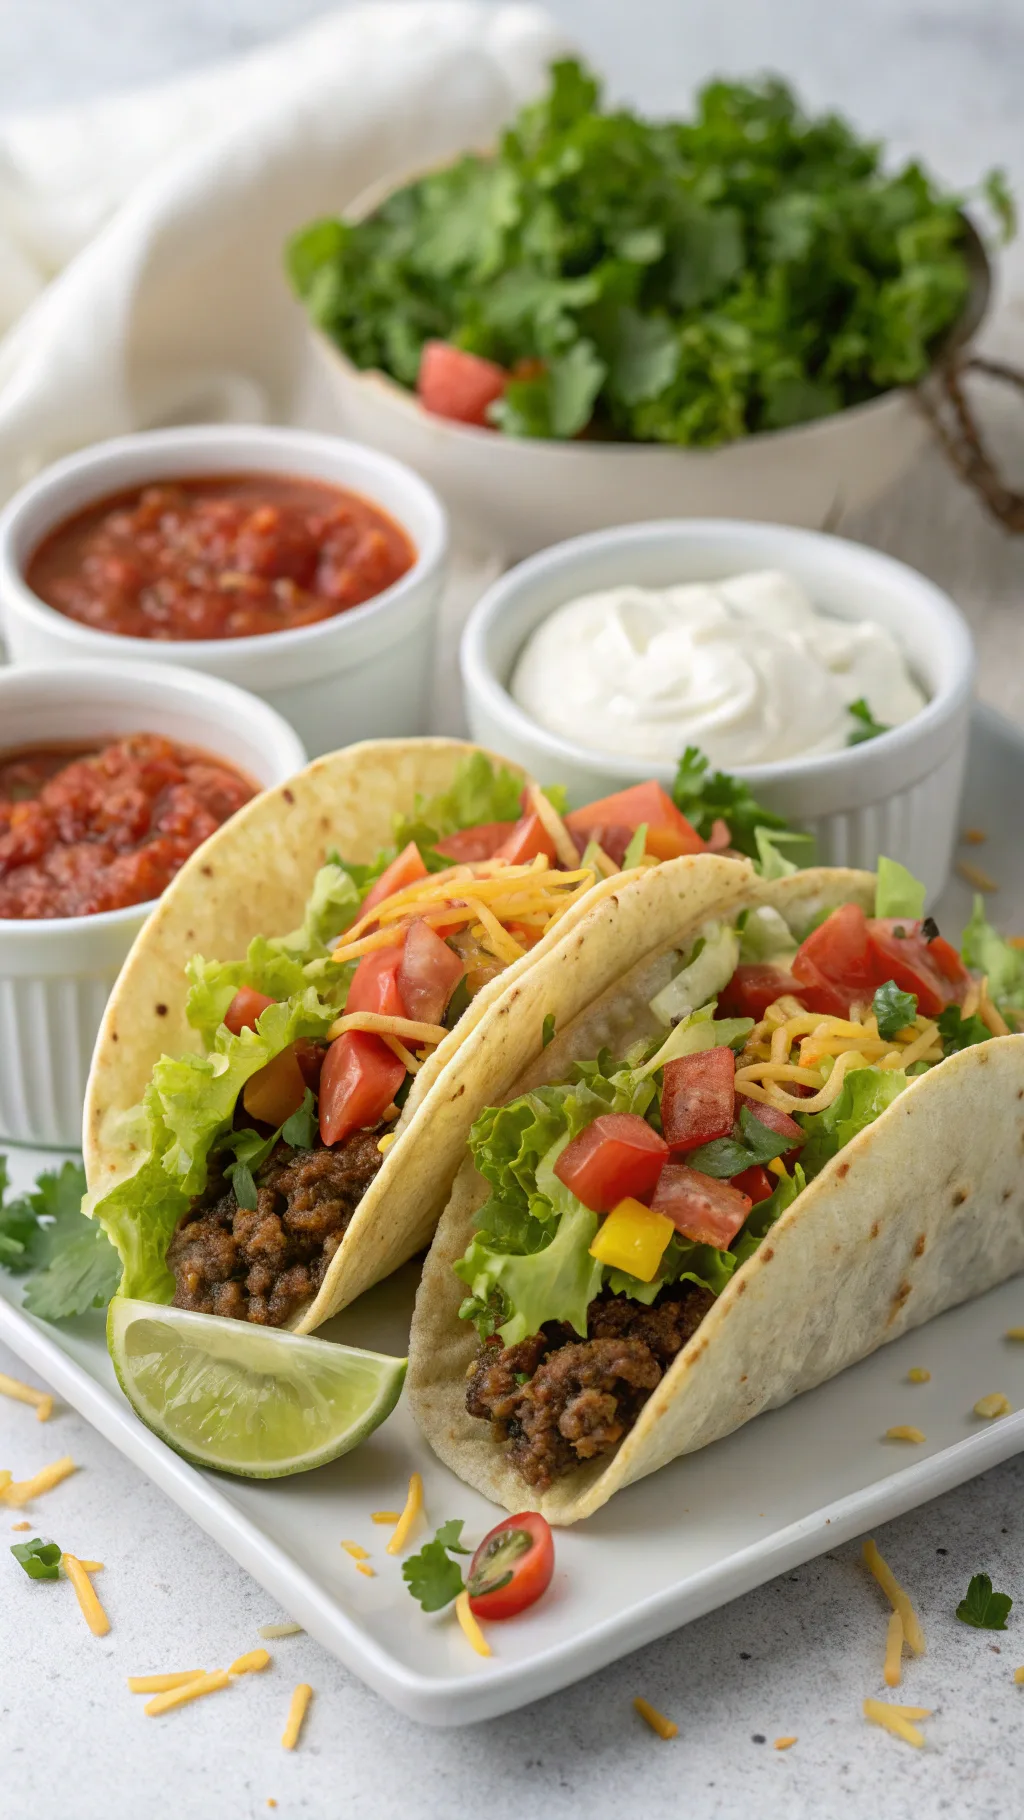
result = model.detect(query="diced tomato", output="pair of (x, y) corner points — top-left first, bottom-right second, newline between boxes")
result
(223, 986), (276, 1035)
(506, 920), (544, 949)
(492, 813), (557, 866)
(729, 1164), (776, 1204)
(397, 919), (464, 1024)
(294, 1038), (326, 1091)
(718, 964), (806, 1021)
(660, 1047), (736, 1153)
(866, 918), (969, 1017)
(467, 1511), (554, 1620)
(564, 782), (705, 862)
(361, 842), (427, 915)
(554, 1113), (669, 1214)
(736, 1095), (805, 1149)
(432, 821), (518, 862)
(650, 1164), (752, 1248)
(417, 341), (508, 428)
(346, 943), (408, 1019)
(242, 1043), (307, 1127)
(792, 904), (876, 1014)
(318, 1031), (406, 1146)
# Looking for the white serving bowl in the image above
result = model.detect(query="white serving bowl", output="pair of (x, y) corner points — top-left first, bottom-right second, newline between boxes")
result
(0, 661), (306, 1148)
(461, 520), (975, 904)
(0, 425), (449, 758)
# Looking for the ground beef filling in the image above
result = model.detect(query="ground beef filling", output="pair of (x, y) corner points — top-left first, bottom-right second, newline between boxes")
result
(466, 1285), (716, 1490)
(168, 1132), (385, 1327)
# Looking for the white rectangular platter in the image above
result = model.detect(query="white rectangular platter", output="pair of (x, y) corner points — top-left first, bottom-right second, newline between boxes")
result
(2, 703), (1023, 1728)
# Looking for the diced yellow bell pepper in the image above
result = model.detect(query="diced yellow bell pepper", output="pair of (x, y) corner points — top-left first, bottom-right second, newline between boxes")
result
(589, 1198), (675, 1283)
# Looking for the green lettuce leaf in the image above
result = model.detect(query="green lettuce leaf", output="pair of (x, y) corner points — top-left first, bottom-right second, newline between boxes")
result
(392, 753), (524, 851)
(875, 857), (926, 920)
(961, 896), (1024, 1028)
(797, 1065), (908, 1179)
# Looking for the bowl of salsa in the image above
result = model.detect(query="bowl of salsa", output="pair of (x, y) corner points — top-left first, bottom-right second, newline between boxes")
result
(0, 426), (449, 758)
(0, 660), (307, 1148)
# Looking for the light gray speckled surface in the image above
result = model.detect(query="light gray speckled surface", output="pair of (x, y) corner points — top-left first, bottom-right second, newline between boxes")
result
(3, 5), (1024, 1815)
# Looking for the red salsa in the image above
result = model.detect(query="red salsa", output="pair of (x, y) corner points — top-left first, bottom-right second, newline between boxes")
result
(26, 474), (416, 642)
(0, 734), (255, 919)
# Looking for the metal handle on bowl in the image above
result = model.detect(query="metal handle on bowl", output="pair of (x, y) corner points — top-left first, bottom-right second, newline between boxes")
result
(917, 353), (1024, 534)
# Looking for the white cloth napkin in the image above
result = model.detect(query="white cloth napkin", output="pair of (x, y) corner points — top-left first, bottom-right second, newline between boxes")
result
(0, 2), (568, 500)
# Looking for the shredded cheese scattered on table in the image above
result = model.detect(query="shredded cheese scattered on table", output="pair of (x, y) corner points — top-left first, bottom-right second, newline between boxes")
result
(955, 860), (998, 893)
(281, 1684), (313, 1750)
(128, 1671), (207, 1694)
(862, 1540), (926, 1656)
(76, 1559), (103, 1573)
(1005, 1328), (1024, 1343)
(2, 1454), (76, 1507)
(259, 1623), (303, 1639)
(355, 1562), (375, 1578)
(974, 1392), (1012, 1419)
(0, 1471), (11, 1495)
(633, 1697), (677, 1740)
(386, 1473), (423, 1556)
(773, 1736), (797, 1751)
(885, 1426), (926, 1444)
(10, 1520), (30, 1531)
(341, 1541), (369, 1559)
(1014, 1668), (1024, 1686)
(455, 1590), (491, 1658)
(962, 827), (987, 845)
(863, 1699), (925, 1748)
(145, 1670), (231, 1717)
(0, 1373), (53, 1420)
(907, 1368), (931, 1383)
(371, 1511), (400, 1524)
(62, 1554), (110, 1637)
(883, 1610), (904, 1687)
(230, 1648), (271, 1675)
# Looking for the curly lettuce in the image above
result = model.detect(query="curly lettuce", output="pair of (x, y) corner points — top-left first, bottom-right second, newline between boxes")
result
(961, 896), (1024, 1030)
(797, 1064), (908, 1179)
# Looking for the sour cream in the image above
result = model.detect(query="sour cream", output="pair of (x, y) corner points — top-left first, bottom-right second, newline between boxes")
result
(509, 570), (927, 768)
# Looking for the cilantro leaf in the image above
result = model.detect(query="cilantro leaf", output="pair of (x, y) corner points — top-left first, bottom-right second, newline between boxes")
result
(402, 1519), (471, 1612)
(956, 1573), (1012, 1630)
(937, 1005), (990, 1055)
(846, 698), (890, 745)
(671, 746), (795, 860)
(11, 1537), (62, 1581)
(687, 1104), (795, 1178)
(282, 1088), (318, 1149)
(218, 1088), (319, 1209)
(0, 1161), (121, 1321)
(872, 979), (918, 1039)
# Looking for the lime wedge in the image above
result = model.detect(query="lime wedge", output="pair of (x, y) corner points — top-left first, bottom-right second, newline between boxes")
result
(108, 1298), (406, 1478)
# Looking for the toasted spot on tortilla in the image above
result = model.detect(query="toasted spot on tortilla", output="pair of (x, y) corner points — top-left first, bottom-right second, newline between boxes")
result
(1003, 1188), (1013, 1201)
(870, 1221), (880, 1239)
(453, 1083), (466, 1098)
(200, 864), (213, 877)
(735, 1278), (746, 1295)
(739, 1373), (747, 1383)
(155, 1004), (168, 1017)
(914, 1234), (926, 1257)
(837, 1162), (850, 1180)
(952, 1188), (968, 1206)
(110, 1031), (118, 1042)
(761, 1247), (775, 1262)
(888, 1281), (912, 1322)
(283, 788), (295, 805)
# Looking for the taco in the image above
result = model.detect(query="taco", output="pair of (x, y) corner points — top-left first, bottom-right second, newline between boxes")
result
(407, 858), (1024, 1523)
(84, 736), (748, 1335)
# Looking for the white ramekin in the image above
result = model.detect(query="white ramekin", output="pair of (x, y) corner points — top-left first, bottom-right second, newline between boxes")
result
(460, 520), (975, 905)
(0, 425), (449, 758)
(0, 661), (306, 1149)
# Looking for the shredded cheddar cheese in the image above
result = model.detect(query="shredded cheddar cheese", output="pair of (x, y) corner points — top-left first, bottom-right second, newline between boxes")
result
(259, 1623), (303, 1639)
(386, 1472), (423, 1556)
(377, 1133), (396, 1154)
(1013, 1668), (1024, 1686)
(0, 1472), (13, 1496)
(62, 1554), (110, 1637)
(885, 1426), (926, 1444)
(863, 1699), (925, 1748)
(371, 1511), (400, 1524)
(10, 1520), (30, 1531)
(956, 859), (998, 893)
(128, 1671), (207, 1694)
(2, 1454), (76, 1507)
(907, 1368), (931, 1383)
(862, 1540), (925, 1656)
(325, 1011), (449, 1047)
(281, 1684), (313, 1750)
(341, 1541), (370, 1559)
(230, 1649), (271, 1675)
(773, 1736), (797, 1751)
(455, 1590), (492, 1658)
(974, 1392), (1011, 1419)
(0, 1372), (54, 1420)
(633, 1697), (677, 1740)
(76, 1559), (103, 1572)
(525, 783), (580, 868)
(1005, 1328), (1024, 1343)
(883, 1610), (904, 1687)
(145, 1670), (231, 1717)
(356, 1561), (375, 1578)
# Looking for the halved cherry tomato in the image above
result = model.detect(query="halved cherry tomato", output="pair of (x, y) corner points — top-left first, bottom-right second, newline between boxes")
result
(432, 822), (518, 862)
(361, 842), (428, 915)
(346, 942), (408, 1019)
(554, 1113), (668, 1213)
(650, 1164), (752, 1248)
(792, 904), (876, 1014)
(564, 782), (705, 862)
(866, 918), (969, 1017)
(493, 813), (557, 866)
(417, 341), (508, 427)
(224, 986), (276, 1035)
(717, 964), (807, 1022)
(660, 1047), (736, 1153)
(397, 919), (464, 1024)
(729, 1164), (776, 1204)
(242, 1043), (307, 1127)
(318, 1030), (406, 1146)
(736, 1096), (806, 1149)
(467, 1511), (554, 1620)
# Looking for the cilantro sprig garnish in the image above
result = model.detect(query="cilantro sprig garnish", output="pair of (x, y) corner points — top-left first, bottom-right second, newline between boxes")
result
(937, 1006), (991, 1056)
(11, 1537), (62, 1581)
(687, 1104), (798, 1178)
(0, 1158), (119, 1321)
(872, 980), (918, 1040)
(402, 1520), (471, 1612)
(672, 746), (794, 862)
(847, 699), (891, 746)
(956, 1573), (1012, 1630)
(217, 1089), (318, 1210)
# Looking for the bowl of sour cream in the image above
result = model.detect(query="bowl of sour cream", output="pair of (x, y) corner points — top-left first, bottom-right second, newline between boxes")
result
(460, 520), (975, 902)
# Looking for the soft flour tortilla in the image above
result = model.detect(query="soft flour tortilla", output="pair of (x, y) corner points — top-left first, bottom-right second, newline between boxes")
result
(407, 865), (1024, 1524)
(84, 737), (752, 1329)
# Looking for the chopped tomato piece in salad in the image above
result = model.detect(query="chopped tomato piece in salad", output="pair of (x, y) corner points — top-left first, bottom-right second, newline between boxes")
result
(718, 963), (806, 1021)
(397, 919), (465, 1025)
(346, 943), (408, 1019)
(417, 341), (508, 427)
(318, 1030), (405, 1146)
(467, 1511), (555, 1620)
(792, 902), (876, 1013)
(432, 821), (518, 862)
(361, 840), (428, 914)
(650, 1164), (752, 1248)
(564, 780), (705, 862)
(492, 812), (557, 866)
(554, 1112), (669, 1212)
(223, 985), (276, 1035)
(728, 1164), (776, 1204)
(660, 1046), (736, 1153)
(866, 918), (969, 1017)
